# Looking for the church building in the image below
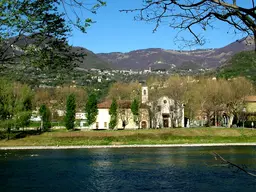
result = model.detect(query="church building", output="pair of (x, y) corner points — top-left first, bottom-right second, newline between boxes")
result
(141, 86), (185, 128)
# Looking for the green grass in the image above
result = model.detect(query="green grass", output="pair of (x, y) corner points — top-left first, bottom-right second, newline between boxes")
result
(1, 128), (256, 147)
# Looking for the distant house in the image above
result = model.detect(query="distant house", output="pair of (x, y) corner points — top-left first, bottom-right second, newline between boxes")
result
(75, 112), (87, 128)
(75, 113), (86, 120)
(90, 100), (150, 129)
(245, 96), (256, 113)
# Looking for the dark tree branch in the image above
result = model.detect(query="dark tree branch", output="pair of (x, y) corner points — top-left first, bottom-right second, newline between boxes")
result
(120, 0), (256, 50)
(212, 152), (256, 177)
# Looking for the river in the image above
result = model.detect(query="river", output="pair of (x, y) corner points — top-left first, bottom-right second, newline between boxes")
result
(0, 146), (256, 191)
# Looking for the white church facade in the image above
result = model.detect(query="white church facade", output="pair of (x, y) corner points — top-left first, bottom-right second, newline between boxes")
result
(141, 86), (185, 128)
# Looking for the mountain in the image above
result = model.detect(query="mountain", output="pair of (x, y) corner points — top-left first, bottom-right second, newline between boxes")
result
(2, 35), (110, 70)
(216, 51), (256, 83)
(71, 47), (110, 69)
(3, 35), (255, 71)
(97, 37), (254, 70)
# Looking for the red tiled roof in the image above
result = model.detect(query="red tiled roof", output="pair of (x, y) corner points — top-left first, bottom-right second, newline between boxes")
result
(97, 100), (148, 109)
(245, 96), (256, 102)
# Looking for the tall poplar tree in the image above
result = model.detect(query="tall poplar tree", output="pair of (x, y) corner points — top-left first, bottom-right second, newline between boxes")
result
(85, 93), (98, 127)
(131, 98), (140, 128)
(109, 98), (117, 129)
(39, 104), (51, 131)
(65, 94), (76, 130)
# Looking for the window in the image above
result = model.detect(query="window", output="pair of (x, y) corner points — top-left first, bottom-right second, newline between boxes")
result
(157, 106), (161, 112)
(163, 100), (167, 104)
(104, 122), (107, 128)
(96, 122), (99, 129)
(143, 89), (147, 95)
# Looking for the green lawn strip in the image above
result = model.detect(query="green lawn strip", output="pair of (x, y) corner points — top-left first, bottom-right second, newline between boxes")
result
(1, 128), (256, 146)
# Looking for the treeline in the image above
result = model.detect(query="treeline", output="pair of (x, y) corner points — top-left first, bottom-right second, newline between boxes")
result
(0, 76), (255, 132)
(146, 76), (255, 127)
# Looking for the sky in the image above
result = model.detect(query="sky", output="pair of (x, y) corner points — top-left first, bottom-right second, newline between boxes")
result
(67, 0), (252, 53)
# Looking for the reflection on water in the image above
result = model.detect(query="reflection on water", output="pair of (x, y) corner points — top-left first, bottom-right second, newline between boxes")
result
(0, 146), (256, 192)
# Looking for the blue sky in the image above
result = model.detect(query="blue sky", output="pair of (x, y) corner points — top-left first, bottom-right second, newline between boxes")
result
(67, 0), (251, 53)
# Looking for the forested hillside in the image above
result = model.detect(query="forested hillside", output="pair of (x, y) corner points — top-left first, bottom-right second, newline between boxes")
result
(216, 51), (256, 83)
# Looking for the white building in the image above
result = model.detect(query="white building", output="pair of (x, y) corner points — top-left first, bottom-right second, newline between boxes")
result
(154, 96), (184, 128)
(87, 85), (184, 129)
(89, 100), (150, 130)
(142, 85), (185, 128)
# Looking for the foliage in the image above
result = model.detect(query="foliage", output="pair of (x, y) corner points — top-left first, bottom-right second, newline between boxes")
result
(0, 0), (106, 69)
(33, 86), (87, 111)
(0, 79), (33, 130)
(107, 81), (141, 101)
(216, 51), (256, 83)
(146, 74), (255, 127)
(85, 93), (98, 127)
(131, 98), (140, 127)
(39, 104), (51, 131)
(109, 98), (118, 129)
(121, 1), (256, 50)
(65, 94), (76, 130)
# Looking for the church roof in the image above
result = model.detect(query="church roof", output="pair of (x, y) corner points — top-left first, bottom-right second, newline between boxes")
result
(245, 96), (256, 102)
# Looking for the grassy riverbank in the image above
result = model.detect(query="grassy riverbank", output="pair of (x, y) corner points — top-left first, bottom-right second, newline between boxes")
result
(0, 128), (256, 147)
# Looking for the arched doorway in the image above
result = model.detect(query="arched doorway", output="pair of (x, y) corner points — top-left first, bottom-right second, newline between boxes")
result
(141, 121), (147, 129)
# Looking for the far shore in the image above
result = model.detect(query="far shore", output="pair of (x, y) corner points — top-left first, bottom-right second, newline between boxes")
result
(1, 143), (256, 150)
(2, 128), (256, 148)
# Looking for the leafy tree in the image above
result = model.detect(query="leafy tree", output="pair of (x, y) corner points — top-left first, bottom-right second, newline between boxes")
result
(0, 79), (33, 132)
(39, 104), (51, 131)
(131, 98), (140, 128)
(122, 0), (256, 50)
(65, 94), (76, 130)
(85, 93), (98, 127)
(0, 0), (106, 68)
(109, 98), (117, 129)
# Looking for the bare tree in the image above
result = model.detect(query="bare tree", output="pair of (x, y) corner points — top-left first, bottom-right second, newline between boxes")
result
(118, 107), (130, 129)
(121, 0), (256, 50)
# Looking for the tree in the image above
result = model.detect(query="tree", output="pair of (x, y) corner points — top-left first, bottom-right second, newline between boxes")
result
(0, 79), (33, 132)
(54, 86), (87, 111)
(224, 77), (255, 127)
(131, 98), (141, 128)
(13, 83), (34, 130)
(107, 81), (141, 101)
(109, 98), (118, 129)
(121, 0), (256, 50)
(65, 94), (76, 130)
(33, 88), (55, 108)
(162, 76), (189, 127)
(85, 93), (98, 127)
(0, 0), (106, 68)
(39, 104), (51, 131)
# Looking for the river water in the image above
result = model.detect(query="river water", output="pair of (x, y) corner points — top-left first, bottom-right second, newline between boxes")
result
(0, 146), (256, 192)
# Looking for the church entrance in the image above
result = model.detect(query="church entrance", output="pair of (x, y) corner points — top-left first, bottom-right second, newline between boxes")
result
(162, 114), (169, 128)
(141, 121), (147, 129)
(163, 119), (169, 128)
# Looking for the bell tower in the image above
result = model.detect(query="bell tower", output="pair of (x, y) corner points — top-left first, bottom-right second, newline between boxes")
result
(142, 86), (148, 103)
